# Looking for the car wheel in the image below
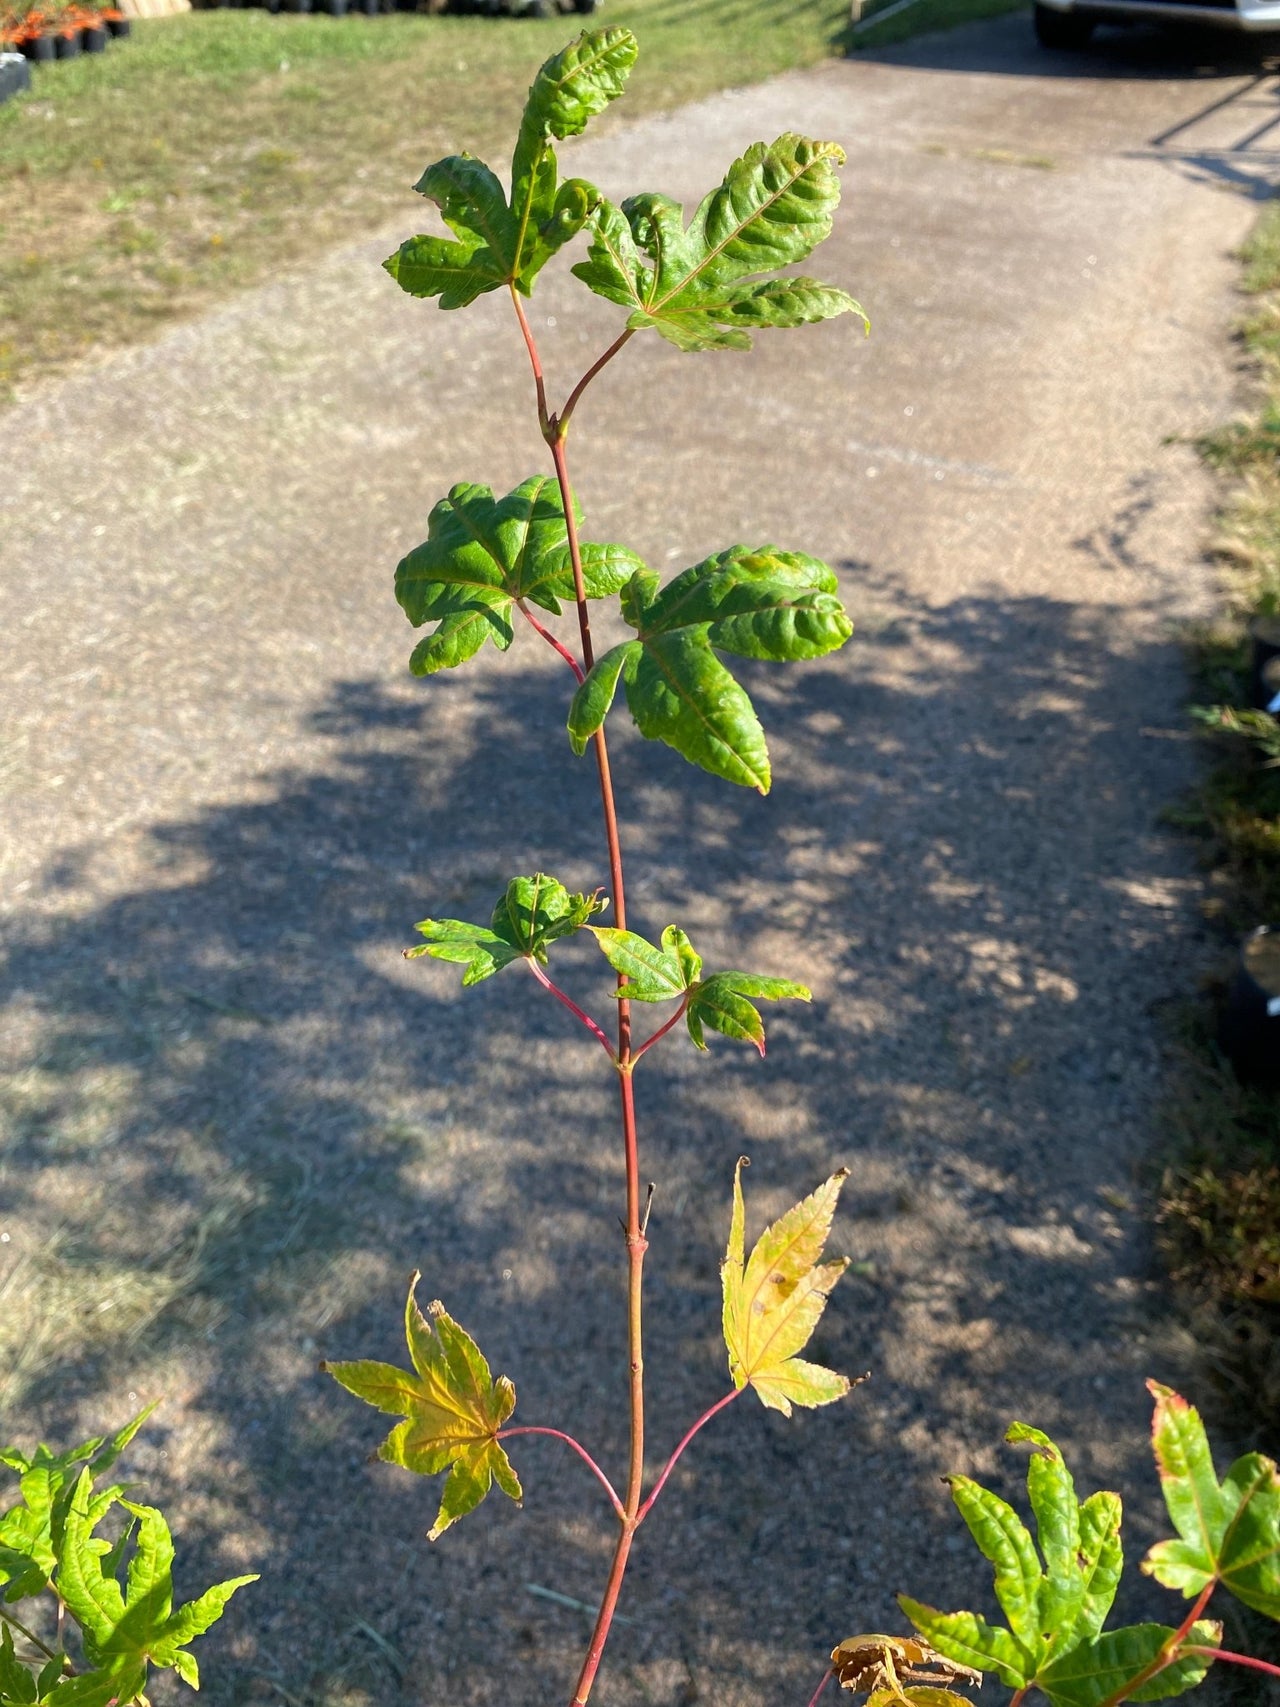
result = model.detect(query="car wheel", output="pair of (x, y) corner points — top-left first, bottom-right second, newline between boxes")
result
(1033, 3), (1094, 48)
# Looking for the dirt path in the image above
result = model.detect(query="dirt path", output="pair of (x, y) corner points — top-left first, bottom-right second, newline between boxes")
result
(2, 15), (1276, 1706)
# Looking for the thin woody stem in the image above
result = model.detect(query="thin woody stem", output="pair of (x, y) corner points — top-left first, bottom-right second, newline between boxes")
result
(498, 1427), (625, 1522)
(1184, 1647), (1280, 1679)
(526, 961), (615, 1059)
(636, 1388), (740, 1522)
(517, 599), (585, 684)
(511, 305), (646, 1707)
(0, 1604), (62, 1666)
(1009, 1690), (1028, 1707)
(804, 1668), (833, 1707)
(630, 997), (690, 1065)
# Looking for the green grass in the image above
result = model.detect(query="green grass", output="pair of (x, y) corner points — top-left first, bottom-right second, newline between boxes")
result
(0, 0), (851, 396)
(852, 0), (1024, 50)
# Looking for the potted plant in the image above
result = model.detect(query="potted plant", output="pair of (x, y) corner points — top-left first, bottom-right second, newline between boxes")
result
(13, 7), (57, 57)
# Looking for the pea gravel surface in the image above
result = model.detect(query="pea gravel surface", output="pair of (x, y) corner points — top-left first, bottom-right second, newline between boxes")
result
(2, 15), (1275, 1706)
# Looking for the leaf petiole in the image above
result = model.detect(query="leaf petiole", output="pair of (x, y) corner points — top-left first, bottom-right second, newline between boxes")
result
(629, 997), (690, 1065)
(1095, 1582), (1216, 1707)
(516, 598), (585, 683)
(498, 1427), (624, 1523)
(557, 328), (635, 443)
(803, 1666), (834, 1707)
(636, 1388), (740, 1523)
(510, 284), (551, 439)
(1183, 1645), (1280, 1678)
(526, 959), (617, 1059)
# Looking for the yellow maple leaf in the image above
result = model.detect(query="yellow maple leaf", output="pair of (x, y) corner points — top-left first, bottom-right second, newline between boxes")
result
(720, 1157), (853, 1415)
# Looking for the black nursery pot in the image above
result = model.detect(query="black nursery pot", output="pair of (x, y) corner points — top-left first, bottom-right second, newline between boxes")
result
(105, 13), (130, 31)
(1220, 927), (1280, 1090)
(0, 53), (33, 96)
(1249, 615), (1280, 713)
(81, 23), (107, 47)
(23, 31), (55, 56)
(55, 28), (81, 54)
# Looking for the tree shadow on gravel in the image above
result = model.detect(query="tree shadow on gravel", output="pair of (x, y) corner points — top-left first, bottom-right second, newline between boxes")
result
(0, 579), (1219, 1707)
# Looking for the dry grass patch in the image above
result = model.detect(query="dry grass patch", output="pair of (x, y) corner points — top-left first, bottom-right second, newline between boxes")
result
(0, 0), (851, 397)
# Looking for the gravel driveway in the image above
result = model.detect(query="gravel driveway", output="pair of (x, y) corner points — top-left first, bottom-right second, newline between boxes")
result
(2, 14), (1276, 1706)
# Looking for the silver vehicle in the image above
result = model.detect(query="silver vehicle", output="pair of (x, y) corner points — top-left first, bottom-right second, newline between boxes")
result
(1034, 0), (1280, 47)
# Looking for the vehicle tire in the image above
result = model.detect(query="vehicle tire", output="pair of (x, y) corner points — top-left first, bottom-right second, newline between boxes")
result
(1033, 3), (1093, 48)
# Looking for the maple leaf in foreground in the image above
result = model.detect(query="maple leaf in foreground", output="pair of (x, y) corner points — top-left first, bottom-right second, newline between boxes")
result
(323, 1274), (521, 1540)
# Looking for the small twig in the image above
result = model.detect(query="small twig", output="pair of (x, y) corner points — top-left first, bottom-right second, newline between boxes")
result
(0, 1604), (62, 1666)
(804, 1667), (834, 1707)
(526, 961), (616, 1059)
(637, 1389), (741, 1522)
(516, 599), (585, 684)
(1184, 1645), (1280, 1679)
(499, 1427), (625, 1523)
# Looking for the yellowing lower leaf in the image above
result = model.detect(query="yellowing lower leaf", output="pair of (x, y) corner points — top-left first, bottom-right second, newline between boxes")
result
(720, 1158), (853, 1415)
(323, 1274), (521, 1540)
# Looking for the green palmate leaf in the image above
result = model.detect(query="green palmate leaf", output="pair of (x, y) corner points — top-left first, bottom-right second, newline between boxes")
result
(571, 135), (866, 351)
(408, 874), (606, 986)
(0, 1627), (36, 1705)
(509, 28), (636, 292)
(386, 27), (636, 308)
(395, 477), (640, 677)
(685, 972), (809, 1054)
(588, 924), (808, 1053)
(0, 1632), (119, 1707)
(590, 926), (692, 1001)
(323, 1273), (521, 1541)
(943, 1477), (1043, 1672)
(567, 546), (852, 790)
(1142, 1381), (1280, 1618)
(901, 1424), (1130, 1693)
(896, 1602), (1030, 1693)
(720, 1159), (851, 1416)
(1036, 1620), (1221, 1706)
(0, 1407), (156, 1603)
(1075, 1491), (1125, 1642)
(56, 1471), (255, 1693)
(1002, 1423), (1088, 1662)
